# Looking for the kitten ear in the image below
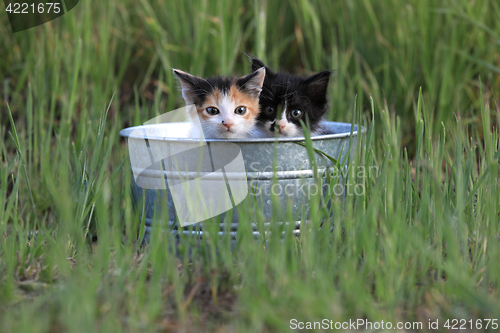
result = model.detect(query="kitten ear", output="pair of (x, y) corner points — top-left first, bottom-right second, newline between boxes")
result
(251, 58), (275, 77)
(251, 58), (266, 72)
(172, 69), (206, 105)
(303, 70), (331, 102)
(237, 67), (266, 97)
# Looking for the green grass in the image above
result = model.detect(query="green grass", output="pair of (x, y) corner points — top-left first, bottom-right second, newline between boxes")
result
(1, 0), (500, 332)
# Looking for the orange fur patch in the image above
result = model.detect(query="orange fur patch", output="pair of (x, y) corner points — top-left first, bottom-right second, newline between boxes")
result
(197, 91), (218, 120)
(228, 86), (260, 120)
(196, 107), (210, 121)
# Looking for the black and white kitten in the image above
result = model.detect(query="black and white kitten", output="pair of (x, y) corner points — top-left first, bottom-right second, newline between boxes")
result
(250, 58), (331, 137)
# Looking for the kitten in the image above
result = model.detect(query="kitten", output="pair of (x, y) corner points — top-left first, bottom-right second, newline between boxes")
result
(250, 58), (331, 137)
(173, 67), (266, 139)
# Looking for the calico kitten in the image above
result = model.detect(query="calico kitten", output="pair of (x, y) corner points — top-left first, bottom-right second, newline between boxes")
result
(251, 58), (331, 137)
(173, 67), (266, 139)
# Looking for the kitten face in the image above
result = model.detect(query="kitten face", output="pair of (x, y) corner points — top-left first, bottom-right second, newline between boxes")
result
(173, 68), (265, 139)
(251, 58), (331, 137)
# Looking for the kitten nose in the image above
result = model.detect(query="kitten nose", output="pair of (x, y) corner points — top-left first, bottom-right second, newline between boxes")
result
(222, 120), (234, 130)
(278, 123), (286, 133)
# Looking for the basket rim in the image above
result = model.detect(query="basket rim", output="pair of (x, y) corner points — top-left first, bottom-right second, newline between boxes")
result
(119, 121), (365, 143)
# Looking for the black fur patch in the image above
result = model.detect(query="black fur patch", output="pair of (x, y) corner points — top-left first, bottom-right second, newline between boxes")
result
(173, 70), (234, 106)
(251, 58), (331, 133)
(173, 69), (265, 107)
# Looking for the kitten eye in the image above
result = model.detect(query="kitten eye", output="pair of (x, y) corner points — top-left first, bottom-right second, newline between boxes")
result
(234, 106), (247, 115)
(206, 107), (219, 115)
(291, 109), (303, 119)
(264, 106), (275, 115)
